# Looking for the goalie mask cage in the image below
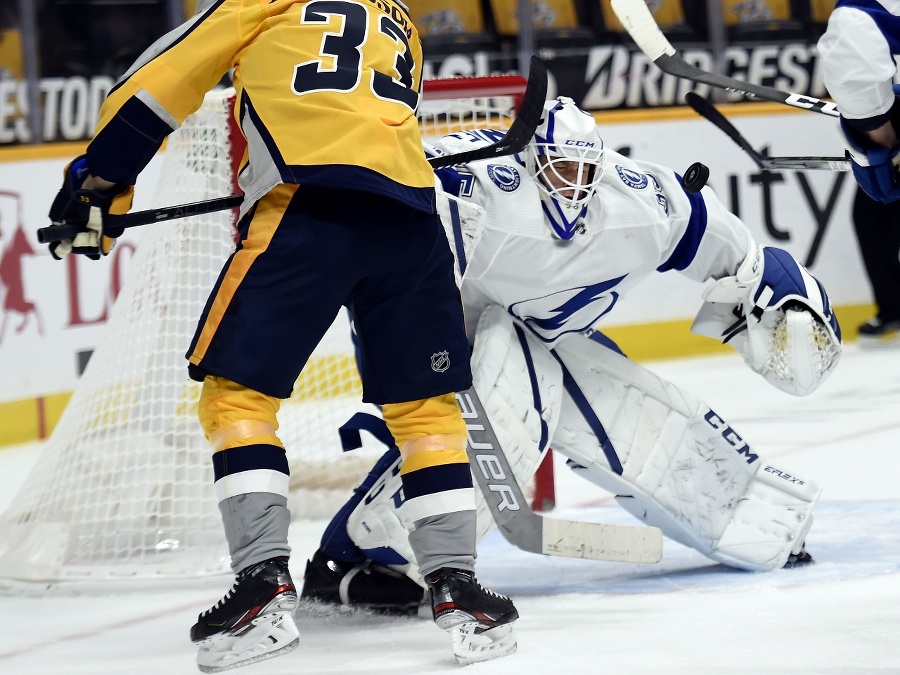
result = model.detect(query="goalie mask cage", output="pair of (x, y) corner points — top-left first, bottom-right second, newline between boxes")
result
(0, 75), (533, 590)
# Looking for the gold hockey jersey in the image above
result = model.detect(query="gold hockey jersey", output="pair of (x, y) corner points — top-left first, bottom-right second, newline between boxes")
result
(86, 0), (436, 212)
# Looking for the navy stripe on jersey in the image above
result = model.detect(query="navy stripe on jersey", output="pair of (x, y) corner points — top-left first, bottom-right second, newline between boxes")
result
(212, 443), (289, 481)
(288, 164), (436, 213)
(448, 198), (468, 275)
(657, 173), (709, 272)
(240, 93), (290, 178)
(402, 463), (473, 500)
(242, 93), (436, 214)
(87, 97), (172, 184)
(551, 349), (623, 475)
(513, 324), (549, 452)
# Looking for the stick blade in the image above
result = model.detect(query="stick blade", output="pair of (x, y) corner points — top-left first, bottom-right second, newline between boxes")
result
(762, 157), (851, 171)
(541, 519), (663, 563)
(610, 0), (676, 60)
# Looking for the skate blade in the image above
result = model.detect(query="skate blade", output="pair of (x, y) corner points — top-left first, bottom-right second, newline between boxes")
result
(196, 611), (299, 673)
(451, 622), (517, 665)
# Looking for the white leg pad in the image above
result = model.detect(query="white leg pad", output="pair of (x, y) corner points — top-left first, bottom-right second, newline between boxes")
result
(551, 334), (820, 571)
(470, 305), (564, 540)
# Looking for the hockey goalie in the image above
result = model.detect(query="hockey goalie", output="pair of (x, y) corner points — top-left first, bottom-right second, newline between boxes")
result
(299, 97), (843, 614)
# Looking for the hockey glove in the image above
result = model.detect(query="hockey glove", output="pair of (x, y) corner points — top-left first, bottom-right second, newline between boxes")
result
(46, 155), (134, 260)
(840, 116), (900, 204)
(691, 246), (842, 396)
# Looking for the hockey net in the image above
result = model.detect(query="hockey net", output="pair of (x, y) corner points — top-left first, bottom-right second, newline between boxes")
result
(0, 75), (527, 589)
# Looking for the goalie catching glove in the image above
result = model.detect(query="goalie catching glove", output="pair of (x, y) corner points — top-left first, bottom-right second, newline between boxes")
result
(692, 245), (842, 396)
(46, 155), (134, 260)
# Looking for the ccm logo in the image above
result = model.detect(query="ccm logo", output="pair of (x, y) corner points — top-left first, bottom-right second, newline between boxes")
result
(564, 139), (596, 147)
(704, 410), (759, 464)
(457, 392), (521, 512)
(784, 93), (839, 115)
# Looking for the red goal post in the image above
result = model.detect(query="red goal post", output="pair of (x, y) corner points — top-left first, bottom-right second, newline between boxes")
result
(0, 73), (551, 590)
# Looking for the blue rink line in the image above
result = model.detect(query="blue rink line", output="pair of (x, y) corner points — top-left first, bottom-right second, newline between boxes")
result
(474, 500), (900, 596)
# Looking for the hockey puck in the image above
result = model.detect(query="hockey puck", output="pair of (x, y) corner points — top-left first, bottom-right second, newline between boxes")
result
(683, 162), (710, 194)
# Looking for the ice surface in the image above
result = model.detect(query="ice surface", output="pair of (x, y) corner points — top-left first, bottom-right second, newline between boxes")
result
(1, 345), (899, 674)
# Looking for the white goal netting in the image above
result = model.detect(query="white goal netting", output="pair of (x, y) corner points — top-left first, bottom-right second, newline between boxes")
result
(0, 78), (523, 589)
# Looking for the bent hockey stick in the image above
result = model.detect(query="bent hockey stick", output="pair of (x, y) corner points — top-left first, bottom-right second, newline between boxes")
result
(427, 55), (547, 169)
(37, 57), (548, 246)
(685, 92), (850, 171)
(459, 388), (663, 564)
(610, 0), (839, 118)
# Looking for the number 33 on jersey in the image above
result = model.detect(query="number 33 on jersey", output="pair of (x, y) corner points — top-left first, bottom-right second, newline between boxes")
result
(90, 0), (434, 213)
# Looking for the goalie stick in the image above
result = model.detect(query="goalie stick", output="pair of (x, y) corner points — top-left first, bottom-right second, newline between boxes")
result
(37, 56), (549, 245)
(685, 92), (851, 172)
(610, 0), (840, 118)
(459, 387), (663, 564)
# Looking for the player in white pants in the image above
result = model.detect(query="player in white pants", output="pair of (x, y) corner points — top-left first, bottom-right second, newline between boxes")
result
(299, 98), (843, 612)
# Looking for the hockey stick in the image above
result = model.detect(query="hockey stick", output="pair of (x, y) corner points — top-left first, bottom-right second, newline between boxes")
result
(458, 388), (663, 564)
(685, 92), (851, 171)
(609, 0), (840, 118)
(37, 56), (548, 246)
(427, 55), (547, 169)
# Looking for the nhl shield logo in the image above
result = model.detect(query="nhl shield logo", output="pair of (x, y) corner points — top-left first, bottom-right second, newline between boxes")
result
(431, 350), (450, 373)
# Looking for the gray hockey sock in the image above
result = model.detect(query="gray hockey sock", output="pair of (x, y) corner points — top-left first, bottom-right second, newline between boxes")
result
(219, 492), (291, 572)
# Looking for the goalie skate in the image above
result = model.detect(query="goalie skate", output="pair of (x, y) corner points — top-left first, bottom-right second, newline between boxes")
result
(300, 549), (426, 615)
(425, 568), (519, 665)
(190, 557), (300, 673)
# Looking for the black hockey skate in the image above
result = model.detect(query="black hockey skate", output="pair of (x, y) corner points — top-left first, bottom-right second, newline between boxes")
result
(783, 543), (814, 569)
(858, 317), (900, 345)
(425, 567), (519, 665)
(191, 556), (299, 673)
(300, 549), (426, 615)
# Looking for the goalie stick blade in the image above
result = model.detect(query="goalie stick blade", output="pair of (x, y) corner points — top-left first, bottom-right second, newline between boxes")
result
(610, 0), (840, 118)
(542, 518), (663, 563)
(458, 388), (663, 564)
(427, 55), (548, 169)
(685, 92), (850, 172)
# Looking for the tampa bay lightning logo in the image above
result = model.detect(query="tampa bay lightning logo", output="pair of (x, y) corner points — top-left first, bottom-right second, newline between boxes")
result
(615, 165), (648, 190)
(509, 275), (628, 343)
(486, 164), (521, 192)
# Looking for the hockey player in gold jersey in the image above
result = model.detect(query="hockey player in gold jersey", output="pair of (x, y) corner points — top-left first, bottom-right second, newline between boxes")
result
(43, 0), (517, 671)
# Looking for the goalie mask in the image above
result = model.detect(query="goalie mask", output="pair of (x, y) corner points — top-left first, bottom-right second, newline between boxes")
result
(525, 97), (604, 240)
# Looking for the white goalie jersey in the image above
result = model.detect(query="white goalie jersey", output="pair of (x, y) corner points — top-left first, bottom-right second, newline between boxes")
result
(409, 129), (823, 571)
(429, 131), (752, 344)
